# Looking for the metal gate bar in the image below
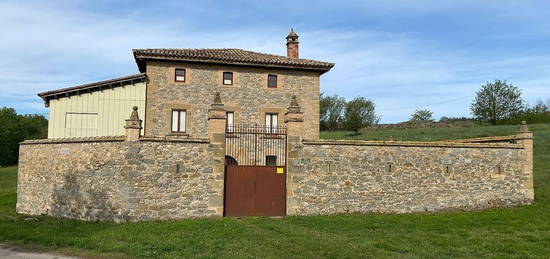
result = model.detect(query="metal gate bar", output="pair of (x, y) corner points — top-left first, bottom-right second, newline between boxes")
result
(225, 124), (287, 166)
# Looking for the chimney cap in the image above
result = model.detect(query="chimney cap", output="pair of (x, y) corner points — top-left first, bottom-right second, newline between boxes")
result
(286, 28), (299, 39)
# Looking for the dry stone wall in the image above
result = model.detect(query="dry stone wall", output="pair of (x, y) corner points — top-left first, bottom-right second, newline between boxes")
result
(17, 137), (223, 222)
(287, 140), (534, 215)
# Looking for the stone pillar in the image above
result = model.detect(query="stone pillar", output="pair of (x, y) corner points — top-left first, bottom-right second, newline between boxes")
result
(284, 96), (304, 215)
(207, 92), (226, 217)
(124, 106), (142, 141)
(516, 121), (534, 201)
(285, 95), (304, 138)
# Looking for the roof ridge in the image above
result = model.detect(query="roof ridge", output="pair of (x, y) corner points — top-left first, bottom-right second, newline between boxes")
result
(133, 48), (335, 72)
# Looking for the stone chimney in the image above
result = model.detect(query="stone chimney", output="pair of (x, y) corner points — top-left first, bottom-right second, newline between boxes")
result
(286, 28), (299, 58)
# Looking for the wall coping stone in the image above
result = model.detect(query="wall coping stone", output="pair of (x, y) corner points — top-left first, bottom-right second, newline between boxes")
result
(441, 135), (519, 143)
(21, 136), (126, 145)
(21, 136), (210, 145)
(139, 137), (210, 143)
(303, 139), (523, 149)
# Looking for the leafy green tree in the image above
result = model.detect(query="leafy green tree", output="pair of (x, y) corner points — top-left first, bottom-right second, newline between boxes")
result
(320, 94), (346, 131)
(0, 107), (48, 166)
(471, 80), (524, 125)
(526, 99), (549, 114)
(343, 97), (380, 134)
(409, 109), (433, 122)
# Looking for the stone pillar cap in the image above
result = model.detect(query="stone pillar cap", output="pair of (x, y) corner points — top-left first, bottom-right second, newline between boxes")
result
(517, 121), (530, 133)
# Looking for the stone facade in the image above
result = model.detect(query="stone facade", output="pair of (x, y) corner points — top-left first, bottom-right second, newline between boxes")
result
(144, 61), (321, 140)
(17, 137), (224, 221)
(286, 139), (533, 215)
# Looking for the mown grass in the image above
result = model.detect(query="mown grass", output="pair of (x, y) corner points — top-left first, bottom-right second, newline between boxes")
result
(0, 123), (549, 258)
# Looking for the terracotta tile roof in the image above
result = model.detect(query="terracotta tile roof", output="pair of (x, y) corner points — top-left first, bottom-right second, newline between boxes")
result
(133, 48), (334, 73)
(38, 73), (146, 107)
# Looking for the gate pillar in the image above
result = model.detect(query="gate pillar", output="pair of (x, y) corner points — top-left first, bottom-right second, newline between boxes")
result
(284, 95), (304, 215)
(284, 95), (304, 138)
(208, 92), (226, 217)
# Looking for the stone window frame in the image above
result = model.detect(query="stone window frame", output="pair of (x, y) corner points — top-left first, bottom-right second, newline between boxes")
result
(166, 103), (193, 136)
(259, 107), (284, 127)
(223, 72), (234, 86)
(226, 111), (235, 132)
(171, 109), (187, 133)
(217, 71), (239, 88)
(170, 67), (192, 85)
(223, 105), (241, 130)
(267, 74), (278, 88)
(175, 68), (186, 82)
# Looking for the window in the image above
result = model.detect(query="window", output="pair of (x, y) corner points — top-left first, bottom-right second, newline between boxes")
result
(226, 111), (234, 131)
(223, 72), (233, 85)
(171, 110), (186, 133)
(268, 74), (277, 88)
(175, 68), (186, 82)
(265, 113), (278, 133)
(266, 155), (277, 166)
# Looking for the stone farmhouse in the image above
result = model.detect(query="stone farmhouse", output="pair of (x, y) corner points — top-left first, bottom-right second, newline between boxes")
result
(17, 30), (534, 221)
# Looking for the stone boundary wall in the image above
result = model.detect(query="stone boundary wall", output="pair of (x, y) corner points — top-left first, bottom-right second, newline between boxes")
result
(17, 136), (224, 222)
(17, 103), (534, 221)
(286, 136), (534, 215)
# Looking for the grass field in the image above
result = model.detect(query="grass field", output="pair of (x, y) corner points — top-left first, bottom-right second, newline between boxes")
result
(0, 124), (549, 258)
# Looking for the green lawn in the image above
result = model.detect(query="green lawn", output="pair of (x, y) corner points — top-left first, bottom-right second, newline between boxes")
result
(1, 124), (549, 258)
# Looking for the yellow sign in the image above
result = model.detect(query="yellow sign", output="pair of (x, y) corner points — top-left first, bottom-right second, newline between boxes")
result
(277, 168), (284, 174)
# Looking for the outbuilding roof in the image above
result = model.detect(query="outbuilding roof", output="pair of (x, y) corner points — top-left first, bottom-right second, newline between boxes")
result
(37, 73), (146, 107)
(132, 48), (334, 73)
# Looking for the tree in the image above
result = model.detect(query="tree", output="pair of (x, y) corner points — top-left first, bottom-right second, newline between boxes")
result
(343, 97), (380, 134)
(470, 80), (524, 125)
(0, 107), (48, 166)
(320, 94), (346, 131)
(526, 99), (549, 114)
(409, 109), (433, 122)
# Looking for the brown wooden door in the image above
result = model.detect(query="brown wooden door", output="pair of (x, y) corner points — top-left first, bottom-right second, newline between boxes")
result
(224, 165), (286, 217)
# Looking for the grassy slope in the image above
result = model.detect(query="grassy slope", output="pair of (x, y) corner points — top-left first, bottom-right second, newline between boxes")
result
(0, 124), (548, 258)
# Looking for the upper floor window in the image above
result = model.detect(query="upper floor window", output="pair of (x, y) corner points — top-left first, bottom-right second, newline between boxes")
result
(267, 74), (278, 88)
(171, 110), (186, 133)
(223, 72), (233, 85)
(175, 68), (186, 82)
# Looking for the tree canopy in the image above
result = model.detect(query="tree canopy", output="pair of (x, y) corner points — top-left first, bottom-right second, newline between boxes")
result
(0, 107), (48, 166)
(471, 80), (524, 125)
(343, 97), (380, 134)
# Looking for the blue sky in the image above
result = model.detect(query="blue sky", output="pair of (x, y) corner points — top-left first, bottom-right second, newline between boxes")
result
(1, 0), (550, 122)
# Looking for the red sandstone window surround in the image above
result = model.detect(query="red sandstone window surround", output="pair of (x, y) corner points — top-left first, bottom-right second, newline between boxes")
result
(267, 74), (277, 88)
(223, 72), (233, 85)
(175, 68), (186, 82)
(171, 109), (187, 133)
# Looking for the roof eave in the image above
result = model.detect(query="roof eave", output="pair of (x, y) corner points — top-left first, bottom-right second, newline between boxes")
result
(133, 55), (334, 74)
(38, 73), (147, 107)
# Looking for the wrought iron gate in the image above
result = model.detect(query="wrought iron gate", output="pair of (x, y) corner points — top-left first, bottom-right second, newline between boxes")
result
(225, 124), (287, 167)
(224, 124), (287, 217)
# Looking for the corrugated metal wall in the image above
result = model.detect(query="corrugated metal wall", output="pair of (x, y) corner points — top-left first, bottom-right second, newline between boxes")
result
(47, 82), (146, 138)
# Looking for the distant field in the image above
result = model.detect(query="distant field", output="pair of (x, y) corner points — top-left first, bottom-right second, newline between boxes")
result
(320, 123), (527, 141)
(0, 123), (549, 258)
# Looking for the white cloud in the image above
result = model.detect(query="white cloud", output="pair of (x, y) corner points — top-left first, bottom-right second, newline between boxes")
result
(1, 0), (549, 123)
